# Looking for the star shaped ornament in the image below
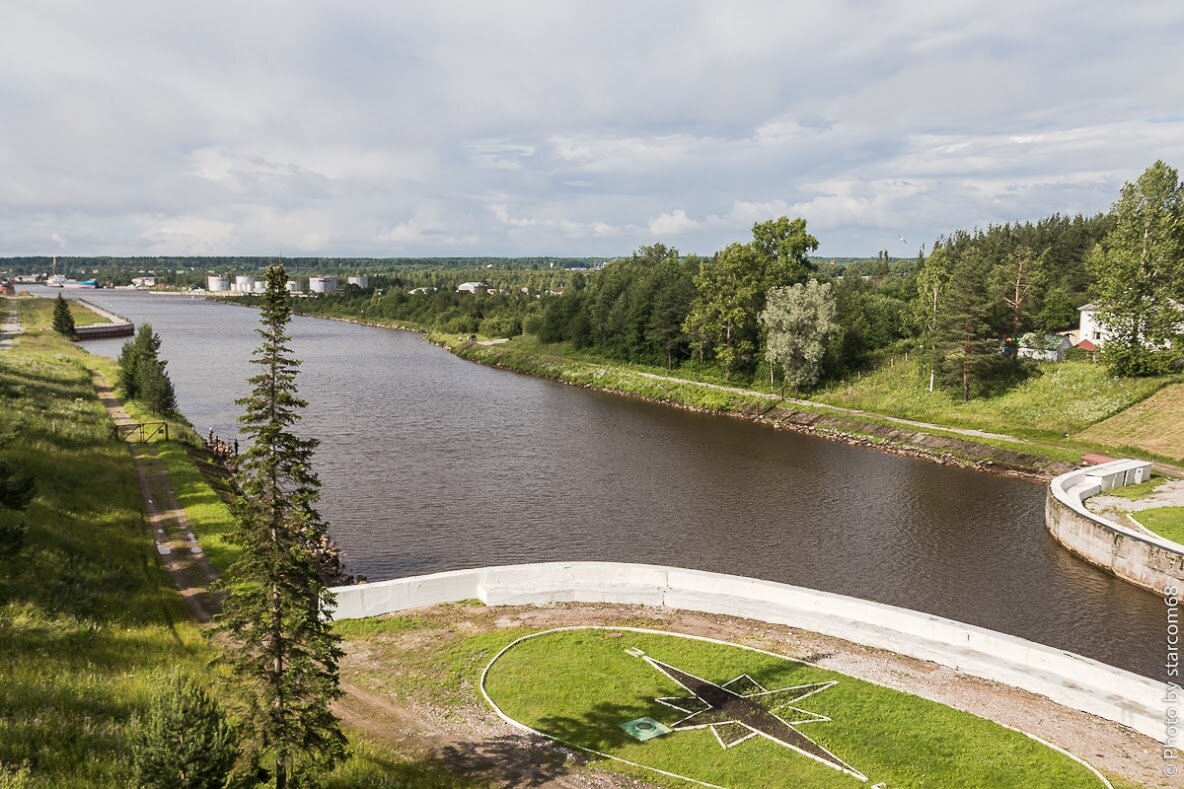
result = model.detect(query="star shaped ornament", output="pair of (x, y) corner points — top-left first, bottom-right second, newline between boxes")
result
(631, 649), (867, 782)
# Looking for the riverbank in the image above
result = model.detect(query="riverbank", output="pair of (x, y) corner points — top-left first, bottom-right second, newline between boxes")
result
(436, 334), (1073, 481)
(0, 296), (459, 786)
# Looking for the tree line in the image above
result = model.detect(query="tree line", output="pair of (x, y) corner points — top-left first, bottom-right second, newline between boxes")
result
(291, 162), (1180, 400)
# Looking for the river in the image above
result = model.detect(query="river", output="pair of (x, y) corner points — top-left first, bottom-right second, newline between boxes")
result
(42, 287), (1163, 678)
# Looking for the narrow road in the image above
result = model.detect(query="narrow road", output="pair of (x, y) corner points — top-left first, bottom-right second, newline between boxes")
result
(91, 371), (220, 622)
(633, 370), (1029, 443)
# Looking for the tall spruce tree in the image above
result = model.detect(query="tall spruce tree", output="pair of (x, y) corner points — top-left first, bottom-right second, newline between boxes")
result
(933, 249), (997, 402)
(52, 294), (75, 337)
(216, 264), (344, 788)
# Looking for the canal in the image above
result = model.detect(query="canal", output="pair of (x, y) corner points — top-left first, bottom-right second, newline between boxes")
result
(45, 288), (1164, 678)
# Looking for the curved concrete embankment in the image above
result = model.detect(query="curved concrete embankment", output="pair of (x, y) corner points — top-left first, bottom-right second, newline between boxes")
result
(1047, 466), (1184, 593)
(330, 561), (1164, 742)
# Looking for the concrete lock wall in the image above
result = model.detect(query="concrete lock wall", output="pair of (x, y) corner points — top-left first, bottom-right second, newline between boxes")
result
(1047, 465), (1184, 594)
(329, 561), (1165, 742)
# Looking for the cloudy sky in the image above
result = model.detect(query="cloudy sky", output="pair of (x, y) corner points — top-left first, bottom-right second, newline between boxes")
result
(2, 2), (1183, 258)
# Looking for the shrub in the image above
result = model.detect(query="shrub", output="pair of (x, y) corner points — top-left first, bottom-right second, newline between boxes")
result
(128, 674), (239, 789)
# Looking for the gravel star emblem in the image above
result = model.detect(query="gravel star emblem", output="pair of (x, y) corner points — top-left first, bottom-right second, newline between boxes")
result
(629, 648), (867, 782)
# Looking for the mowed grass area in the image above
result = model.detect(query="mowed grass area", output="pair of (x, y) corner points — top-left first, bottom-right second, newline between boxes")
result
(1077, 384), (1184, 461)
(814, 355), (1173, 438)
(0, 298), (211, 786)
(17, 293), (110, 327)
(1135, 507), (1184, 545)
(484, 629), (1108, 789)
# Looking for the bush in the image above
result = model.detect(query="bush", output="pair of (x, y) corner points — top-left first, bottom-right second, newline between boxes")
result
(478, 314), (522, 338)
(128, 674), (239, 789)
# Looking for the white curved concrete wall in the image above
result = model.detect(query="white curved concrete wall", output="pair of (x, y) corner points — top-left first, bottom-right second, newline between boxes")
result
(330, 561), (1165, 742)
(1047, 466), (1184, 593)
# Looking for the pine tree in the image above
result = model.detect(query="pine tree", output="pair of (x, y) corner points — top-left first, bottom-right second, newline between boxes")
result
(118, 324), (176, 414)
(128, 674), (239, 789)
(215, 264), (344, 788)
(933, 249), (997, 402)
(52, 294), (75, 337)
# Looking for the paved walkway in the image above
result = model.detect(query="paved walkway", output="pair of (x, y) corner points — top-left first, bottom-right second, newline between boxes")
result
(91, 371), (220, 622)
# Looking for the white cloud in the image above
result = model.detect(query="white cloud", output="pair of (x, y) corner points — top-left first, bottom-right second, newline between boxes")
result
(648, 210), (699, 236)
(0, 2), (1182, 256)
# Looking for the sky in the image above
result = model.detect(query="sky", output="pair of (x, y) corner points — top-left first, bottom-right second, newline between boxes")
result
(2, 1), (1183, 259)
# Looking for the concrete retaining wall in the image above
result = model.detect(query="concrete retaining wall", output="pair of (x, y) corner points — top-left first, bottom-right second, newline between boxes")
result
(74, 298), (135, 340)
(1046, 466), (1184, 593)
(330, 561), (1165, 742)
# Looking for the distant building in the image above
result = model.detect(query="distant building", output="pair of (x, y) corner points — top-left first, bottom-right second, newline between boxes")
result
(285, 280), (301, 293)
(309, 276), (338, 294)
(408, 286), (436, 295)
(1017, 332), (1071, 362)
(347, 275), (369, 289)
(1078, 304), (1108, 347)
(456, 281), (488, 294)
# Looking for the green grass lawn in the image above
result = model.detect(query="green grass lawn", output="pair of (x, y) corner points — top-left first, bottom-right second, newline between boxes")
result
(483, 628), (1108, 789)
(17, 294), (110, 328)
(814, 356), (1172, 437)
(1135, 507), (1184, 545)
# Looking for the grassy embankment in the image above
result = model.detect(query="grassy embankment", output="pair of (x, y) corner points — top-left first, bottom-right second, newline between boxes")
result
(432, 332), (1181, 475)
(0, 296), (211, 786)
(0, 296), (474, 787)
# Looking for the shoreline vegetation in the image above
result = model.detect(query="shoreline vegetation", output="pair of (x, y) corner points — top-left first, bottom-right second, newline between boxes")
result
(287, 308), (1183, 481)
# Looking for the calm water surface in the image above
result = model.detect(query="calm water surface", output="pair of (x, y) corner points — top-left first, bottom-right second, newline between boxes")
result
(48, 288), (1163, 678)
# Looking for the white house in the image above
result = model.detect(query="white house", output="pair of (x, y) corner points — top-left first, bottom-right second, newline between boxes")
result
(456, 281), (488, 294)
(1078, 304), (1108, 347)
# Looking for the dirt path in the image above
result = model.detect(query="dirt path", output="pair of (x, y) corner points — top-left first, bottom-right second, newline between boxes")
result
(633, 371), (1029, 444)
(91, 371), (220, 622)
(0, 301), (22, 350)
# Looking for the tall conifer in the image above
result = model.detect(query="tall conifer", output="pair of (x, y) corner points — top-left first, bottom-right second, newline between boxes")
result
(52, 294), (75, 337)
(216, 264), (344, 788)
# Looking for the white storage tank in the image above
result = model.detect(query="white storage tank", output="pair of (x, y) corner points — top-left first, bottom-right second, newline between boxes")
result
(235, 275), (255, 293)
(285, 280), (301, 293)
(347, 275), (369, 289)
(207, 275), (229, 292)
(253, 280), (266, 293)
(309, 276), (337, 293)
